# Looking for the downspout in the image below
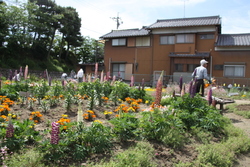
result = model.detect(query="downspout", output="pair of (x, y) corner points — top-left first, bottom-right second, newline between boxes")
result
(151, 33), (154, 76)
(210, 56), (212, 78)
(135, 48), (137, 72)
(109, 58), (112, 72)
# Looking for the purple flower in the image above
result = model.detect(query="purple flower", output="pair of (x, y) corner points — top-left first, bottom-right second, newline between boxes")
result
(141, 78), (145, 90)
(179, 76), (183, 93)
(191, 78), (197, 98)
(189, 81), (193, 95)
(6, 122), (14, 138)
(192, 69), (197, 80)
(51, 122), (60, 144)
(207, 88), (212, 105)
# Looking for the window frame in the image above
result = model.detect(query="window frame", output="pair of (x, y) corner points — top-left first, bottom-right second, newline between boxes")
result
(112, 38), (126, 46)
(136, 36), (150, 47)
(160, 35), (175, 45)
(224, 65), (245, 77)
(112, 63), (125, 79)
(174, 64), (183, 72)
(176, 34), (194, 43)
(200, 34), (214, 39)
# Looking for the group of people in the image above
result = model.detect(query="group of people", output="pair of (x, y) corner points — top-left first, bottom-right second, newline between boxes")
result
(61, 68), (84, 83)
(61, 59), (211, 97)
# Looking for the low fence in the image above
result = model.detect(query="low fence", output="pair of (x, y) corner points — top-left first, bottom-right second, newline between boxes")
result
(1, 68), (250, 87)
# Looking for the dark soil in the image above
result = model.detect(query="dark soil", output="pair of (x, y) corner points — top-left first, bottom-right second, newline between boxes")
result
(9, 99), (250, 166)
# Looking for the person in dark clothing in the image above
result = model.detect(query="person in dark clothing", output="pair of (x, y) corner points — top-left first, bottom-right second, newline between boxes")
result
(192, 59), (212, 96)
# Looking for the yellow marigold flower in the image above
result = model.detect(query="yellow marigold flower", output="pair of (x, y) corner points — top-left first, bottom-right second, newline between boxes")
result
(94, 120), (102, 124)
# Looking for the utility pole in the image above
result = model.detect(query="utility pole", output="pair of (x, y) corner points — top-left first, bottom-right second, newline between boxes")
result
(111, 13), (123, 29)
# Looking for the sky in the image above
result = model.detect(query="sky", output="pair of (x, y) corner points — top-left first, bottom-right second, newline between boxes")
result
(38, 0), (250, 39)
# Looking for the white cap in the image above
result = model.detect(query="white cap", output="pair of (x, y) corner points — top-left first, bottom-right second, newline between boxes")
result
(200, 59), (208, 65)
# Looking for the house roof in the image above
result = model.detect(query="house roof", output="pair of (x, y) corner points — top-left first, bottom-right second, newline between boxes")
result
(215, 34), (250, 46)
(147, 16), (221, 29)
(100, 28), (150, 39)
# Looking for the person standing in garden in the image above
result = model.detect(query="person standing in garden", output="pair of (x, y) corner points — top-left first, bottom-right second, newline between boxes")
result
(76, 68), (84, 82)
(192, 59), (212, 97)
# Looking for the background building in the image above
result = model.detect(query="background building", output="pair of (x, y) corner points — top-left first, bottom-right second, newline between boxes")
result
(100, 15), (250, 86)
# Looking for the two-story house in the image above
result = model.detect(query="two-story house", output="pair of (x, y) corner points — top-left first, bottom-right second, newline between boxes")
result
(100, 15), (250, 86)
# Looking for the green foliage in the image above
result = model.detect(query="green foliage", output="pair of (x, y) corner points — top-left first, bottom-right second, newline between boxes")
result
(226, 103), (250, 119)
(138, 108), (186, 148)
(0, 119), (41, 152)
(195, 124), (250, 166)
(164, 94), (227, 134)
(40, 122), (112, 165)
(89, 141), (157, 167)
(31, 80), (50, 104)
(128, 88), (146, 100)
(109, 113), (139, 142)
(109, 81), (129, 106)
(3, 148), (46, 167)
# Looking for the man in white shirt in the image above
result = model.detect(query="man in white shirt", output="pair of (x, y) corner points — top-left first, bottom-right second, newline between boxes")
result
(76, 69), (84, 82)
(192, 59), (211, 97)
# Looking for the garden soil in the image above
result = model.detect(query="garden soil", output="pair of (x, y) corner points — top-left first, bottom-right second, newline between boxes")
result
(10, 99), (250, 166)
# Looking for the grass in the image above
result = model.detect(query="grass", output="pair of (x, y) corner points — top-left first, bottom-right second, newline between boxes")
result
(226, 103), (250, 119)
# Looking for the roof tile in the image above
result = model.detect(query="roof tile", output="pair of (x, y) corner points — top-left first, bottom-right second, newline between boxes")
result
(100, 28), (150, 39)
(147, 16), (221, 29)
(216, 34), (250, 46)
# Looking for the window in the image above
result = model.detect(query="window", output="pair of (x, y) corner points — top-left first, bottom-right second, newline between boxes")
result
(112, 38), (126, 46)
(200, 34), (214, 39)
(175, 64), (183, 72)
(176, 34), (194, 43)
(160, 36), (175, 44)
(136, 36), (150, 46)
(187, 64), (199, 72)
(224, 65), (245, 77)
(112, 64), (125, 79)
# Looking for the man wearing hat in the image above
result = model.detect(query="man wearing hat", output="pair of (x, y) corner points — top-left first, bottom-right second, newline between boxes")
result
(192, 59), (212, 97)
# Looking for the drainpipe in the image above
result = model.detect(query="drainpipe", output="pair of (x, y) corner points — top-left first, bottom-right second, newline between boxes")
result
(210, 56), (212, 78)
(109, 58), (112, 72)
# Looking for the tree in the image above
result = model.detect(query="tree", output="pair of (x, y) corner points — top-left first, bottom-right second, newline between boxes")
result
(77, 36), (104, 64)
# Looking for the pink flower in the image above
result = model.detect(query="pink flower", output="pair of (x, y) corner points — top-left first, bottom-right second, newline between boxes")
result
(155, 71), (163, 106)
(51, 122), (60, 144)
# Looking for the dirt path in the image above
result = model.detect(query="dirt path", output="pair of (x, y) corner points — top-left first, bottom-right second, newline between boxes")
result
(223, 100), (250, 167)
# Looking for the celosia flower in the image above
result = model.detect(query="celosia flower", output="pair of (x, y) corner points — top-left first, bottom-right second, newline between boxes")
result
(51, 122), (60, 144)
